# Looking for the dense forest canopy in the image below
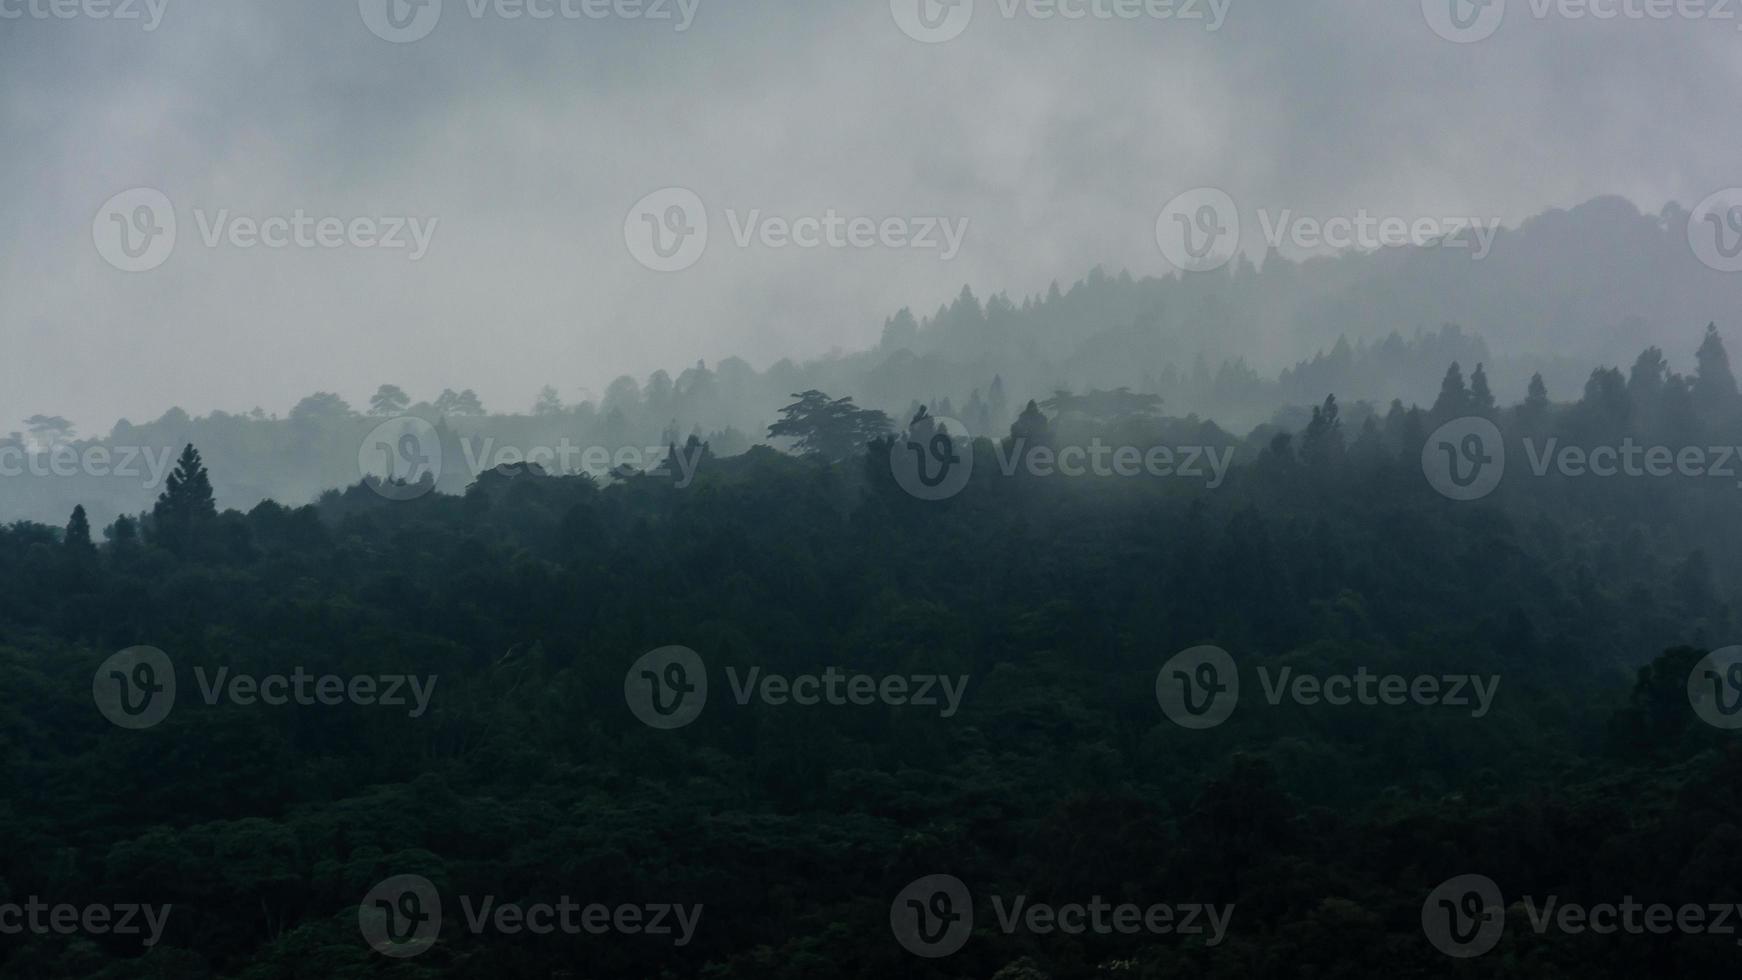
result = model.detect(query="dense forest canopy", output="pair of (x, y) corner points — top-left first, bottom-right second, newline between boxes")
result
(3, 318), (1742, 976)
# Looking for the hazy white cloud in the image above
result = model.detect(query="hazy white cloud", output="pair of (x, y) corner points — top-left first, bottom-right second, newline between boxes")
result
(1, 0), (1738, 432)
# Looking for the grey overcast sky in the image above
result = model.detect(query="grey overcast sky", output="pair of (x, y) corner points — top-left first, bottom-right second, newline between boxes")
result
(0, 0), (1735, 431)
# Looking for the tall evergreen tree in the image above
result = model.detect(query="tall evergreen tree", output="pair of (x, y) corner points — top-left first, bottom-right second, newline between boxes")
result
(1519, 372), (1551, 430)
(1005, 399), (1052, 449)
(64, 505), (93, 552)
(1469, 363), (1496, 413)
(107, 513), (138, 550)
(1300, 394), (1344, 469)
(153, 444), (217, 554)
(1693, 323), (1740, 422)
(1432, 362), (1470, 418)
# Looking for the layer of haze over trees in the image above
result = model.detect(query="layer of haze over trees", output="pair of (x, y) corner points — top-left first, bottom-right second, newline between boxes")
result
(7, 197), (1737, 530)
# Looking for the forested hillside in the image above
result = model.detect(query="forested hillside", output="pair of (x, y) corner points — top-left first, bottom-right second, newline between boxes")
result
(4, 325), (1742, 977)
(12, 196), (1742, 531)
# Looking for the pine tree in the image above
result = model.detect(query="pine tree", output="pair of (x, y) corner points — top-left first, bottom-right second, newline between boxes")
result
(1525, 373), (1549, 409)
(532, 385), (564, 416)
(1432, 363), (1471, 418)
(879, 308), (919, 351)
(1300, 394), (1344, 469)
(1401, 406), (1426, 453)
(1628, 348), (1668, 403)
(1382, 399), (1408, 450)
(1469, 363), (1495, 413)
(1006, 399), (1052, 450)
(65, 505), (93, 552)
(153, 444), (216, 554)
(1351, 414), (1387, 463)
(1519, 372), (1550, 429)
(1693, 323), (1740, 423)
(108, 514), (138, 550)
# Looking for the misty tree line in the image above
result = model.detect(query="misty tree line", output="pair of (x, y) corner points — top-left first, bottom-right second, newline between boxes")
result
(5, 323), (1742, 977)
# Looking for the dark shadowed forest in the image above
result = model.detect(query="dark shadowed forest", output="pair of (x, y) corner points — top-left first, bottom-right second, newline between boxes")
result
(5, 315), (1742, 976)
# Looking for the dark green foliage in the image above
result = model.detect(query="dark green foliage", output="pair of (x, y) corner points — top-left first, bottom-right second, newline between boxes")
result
(4, 331), (1742, 977)
(766, 391), (894, 462)
(150, 445), (216, 555)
